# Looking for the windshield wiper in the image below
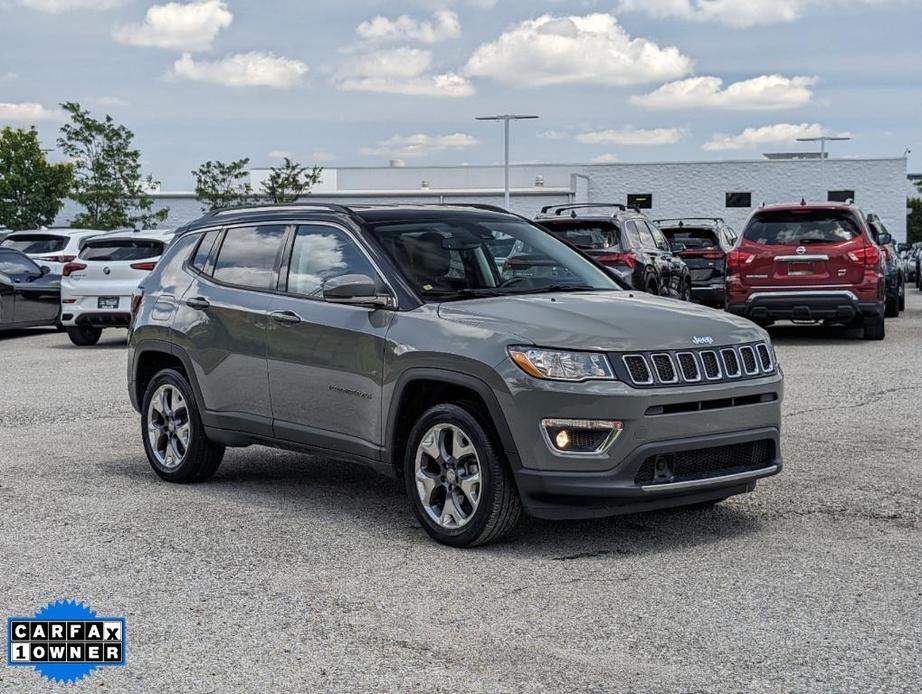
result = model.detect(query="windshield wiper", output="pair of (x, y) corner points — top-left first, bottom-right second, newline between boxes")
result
(506, 284), (603, 296)
(797, 236), (832, 244)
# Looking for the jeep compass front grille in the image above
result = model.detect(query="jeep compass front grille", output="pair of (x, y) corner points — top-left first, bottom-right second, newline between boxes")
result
(616, 343), (774, 388)
(634, 439), (776, 485)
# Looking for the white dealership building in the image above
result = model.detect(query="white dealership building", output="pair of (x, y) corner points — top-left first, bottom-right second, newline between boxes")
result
(58, 156), (910, 239)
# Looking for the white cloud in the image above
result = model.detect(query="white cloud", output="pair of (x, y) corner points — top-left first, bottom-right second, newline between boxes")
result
(575, 127), (687, 145)
(88, 95), (129, 106)
(360, 132), (479, 158)
(0, 102), (66, 122)
(169, 52), (308, 88)
(1, 72), (19, 82)
(632, 75), (817, 110)
(591, 153), (620, 163)
(311, 150), (336, 162)
(702, 122), (840, 150)
(16, 0), (125, 12)
(334, 47), (473, 97)
(539, 129), (568, 140)
(357, 10), (460, 44)
(268, 149), (291, 160)
(113, 1), (233, 51)
(617, 0), (892, 28)
(464, 13), (692, 87)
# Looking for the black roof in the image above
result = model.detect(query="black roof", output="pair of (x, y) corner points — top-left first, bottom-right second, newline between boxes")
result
(176, 202), (518, 235)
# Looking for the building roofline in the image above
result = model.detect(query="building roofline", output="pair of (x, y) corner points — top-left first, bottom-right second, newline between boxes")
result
(248, 156), (907, 172)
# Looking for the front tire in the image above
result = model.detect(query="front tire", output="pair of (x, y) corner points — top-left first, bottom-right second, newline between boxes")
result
(404, 403), (521, 547)
(67, 325), (102, 346)
(898, 279), (906, 312)
(141, 369), (225, 483)
(681, 280), (693, 302)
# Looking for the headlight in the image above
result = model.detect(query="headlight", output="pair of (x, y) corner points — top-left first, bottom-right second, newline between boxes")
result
(508, 346), (615, 382)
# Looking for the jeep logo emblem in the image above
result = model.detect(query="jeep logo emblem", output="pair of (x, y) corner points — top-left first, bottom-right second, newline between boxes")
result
(692, 336), (714, 345)
(795, 246), (807, 255)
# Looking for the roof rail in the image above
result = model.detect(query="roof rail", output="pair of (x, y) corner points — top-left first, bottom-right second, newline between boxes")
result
(205, 202), (356, 217)
(538, 203), (628, 216)
(653, 217), (726, 225)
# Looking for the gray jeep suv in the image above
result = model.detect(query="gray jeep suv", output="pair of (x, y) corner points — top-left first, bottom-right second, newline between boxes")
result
(128, 203), (784, 547)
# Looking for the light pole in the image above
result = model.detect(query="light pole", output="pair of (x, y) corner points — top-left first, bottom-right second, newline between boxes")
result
(796, 135), (851, 160)
(475, 114), (539, 210)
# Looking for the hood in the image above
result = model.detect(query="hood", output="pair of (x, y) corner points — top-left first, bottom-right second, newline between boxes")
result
(437, 291), (765, 352)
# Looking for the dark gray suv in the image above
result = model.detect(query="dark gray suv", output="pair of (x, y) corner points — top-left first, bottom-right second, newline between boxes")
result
(128, 203), (784, 547)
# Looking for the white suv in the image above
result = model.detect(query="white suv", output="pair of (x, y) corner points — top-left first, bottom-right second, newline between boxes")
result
(0, 228), (106, 274)
(61, 228), (175, 345)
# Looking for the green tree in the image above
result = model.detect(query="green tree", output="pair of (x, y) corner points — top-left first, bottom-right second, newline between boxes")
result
(57, 102), (167, 230)
(0, 127), (73, 230)
(193, 158), (252, 211)
(908, 197), (922, 245)
(261, 158), (323, 203)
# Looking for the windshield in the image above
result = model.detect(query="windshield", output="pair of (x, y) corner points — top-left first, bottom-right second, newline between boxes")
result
(536, 220), (620, 251)
(743, 210), (862, 246)
(80, 239), (165, 262)
(1, 234), (67, 254)
(368, 217), (620, 302)
(660, 227), (719, 249)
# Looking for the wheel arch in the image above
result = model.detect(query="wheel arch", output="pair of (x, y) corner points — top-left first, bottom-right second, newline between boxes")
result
(132, 340), (206, 416)
(385, 368), (521, 472)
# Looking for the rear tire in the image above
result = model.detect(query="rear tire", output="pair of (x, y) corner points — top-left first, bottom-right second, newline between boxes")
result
(898, 280), (906, 312)
(404, 403), (521, 547)
(681, 280), (693, 302)
(645, 278), (659, 296)
(67, 325), (102, 346)
(141, 369), (225, 483)
(863, 316), (885, 340)
(885, 291), (899, 318)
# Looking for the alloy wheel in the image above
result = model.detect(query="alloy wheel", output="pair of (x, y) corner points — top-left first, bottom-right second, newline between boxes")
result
(147, 384), (191, 469)
(414, 423), (482, 529)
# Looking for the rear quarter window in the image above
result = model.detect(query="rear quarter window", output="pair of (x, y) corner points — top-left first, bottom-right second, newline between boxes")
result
(743, 211), (862, 246)
(80, 239), (165, 262)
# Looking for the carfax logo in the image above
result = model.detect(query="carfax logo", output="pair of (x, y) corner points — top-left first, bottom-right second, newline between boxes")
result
(6, 600), (126, 684)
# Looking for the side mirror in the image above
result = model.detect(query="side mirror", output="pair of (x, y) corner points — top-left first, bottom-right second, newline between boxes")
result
(40, 265), (51, 276)
(877, 232), (892, 246)
(322, 274), (394, 308)
(670, 242), (686, 254)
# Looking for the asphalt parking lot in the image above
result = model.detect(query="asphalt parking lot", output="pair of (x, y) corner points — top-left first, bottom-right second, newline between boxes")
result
(2, 297), (920, 693)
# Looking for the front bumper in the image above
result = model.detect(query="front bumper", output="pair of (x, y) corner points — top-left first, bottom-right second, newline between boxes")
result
(727, 290), (882, 323)
(515, 427), (781, 519)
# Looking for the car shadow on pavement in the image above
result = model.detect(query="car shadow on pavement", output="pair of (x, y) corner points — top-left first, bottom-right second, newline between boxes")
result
(766, 323), (868, 346)
(48, 337), (128, 350)
(105, 449), (764, 559)
(0, 327), (60, 341)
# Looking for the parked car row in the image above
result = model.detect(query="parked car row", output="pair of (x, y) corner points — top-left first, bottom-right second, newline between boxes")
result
(529, 200), (902, 340)
(0, 227), (174, 342)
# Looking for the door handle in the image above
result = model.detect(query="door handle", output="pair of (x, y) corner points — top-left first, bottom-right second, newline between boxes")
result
(270, 310), (302, 326)
(185, 296), (210, 310)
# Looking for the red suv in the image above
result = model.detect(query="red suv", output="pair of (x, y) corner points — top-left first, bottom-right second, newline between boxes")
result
(726, 202), (886, 340)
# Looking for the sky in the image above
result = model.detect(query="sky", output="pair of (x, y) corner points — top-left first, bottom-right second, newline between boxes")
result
(1, 0), (920, 189)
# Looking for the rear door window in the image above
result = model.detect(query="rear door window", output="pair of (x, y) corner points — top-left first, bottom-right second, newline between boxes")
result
(0, 234), (67, 254)
(0, 252), (40, 276)
(191, 229), (221, 272)
(743, 211), (862, 246)
(80, 239), (165, 262)
(212, 225), (289, 290)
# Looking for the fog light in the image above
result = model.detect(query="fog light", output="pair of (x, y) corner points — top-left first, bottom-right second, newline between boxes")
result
(541, 419), (623, 455)
(555, 430), (571, 449)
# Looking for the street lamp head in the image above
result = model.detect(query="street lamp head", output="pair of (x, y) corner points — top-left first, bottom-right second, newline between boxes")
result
(475, 115), (540, 122)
